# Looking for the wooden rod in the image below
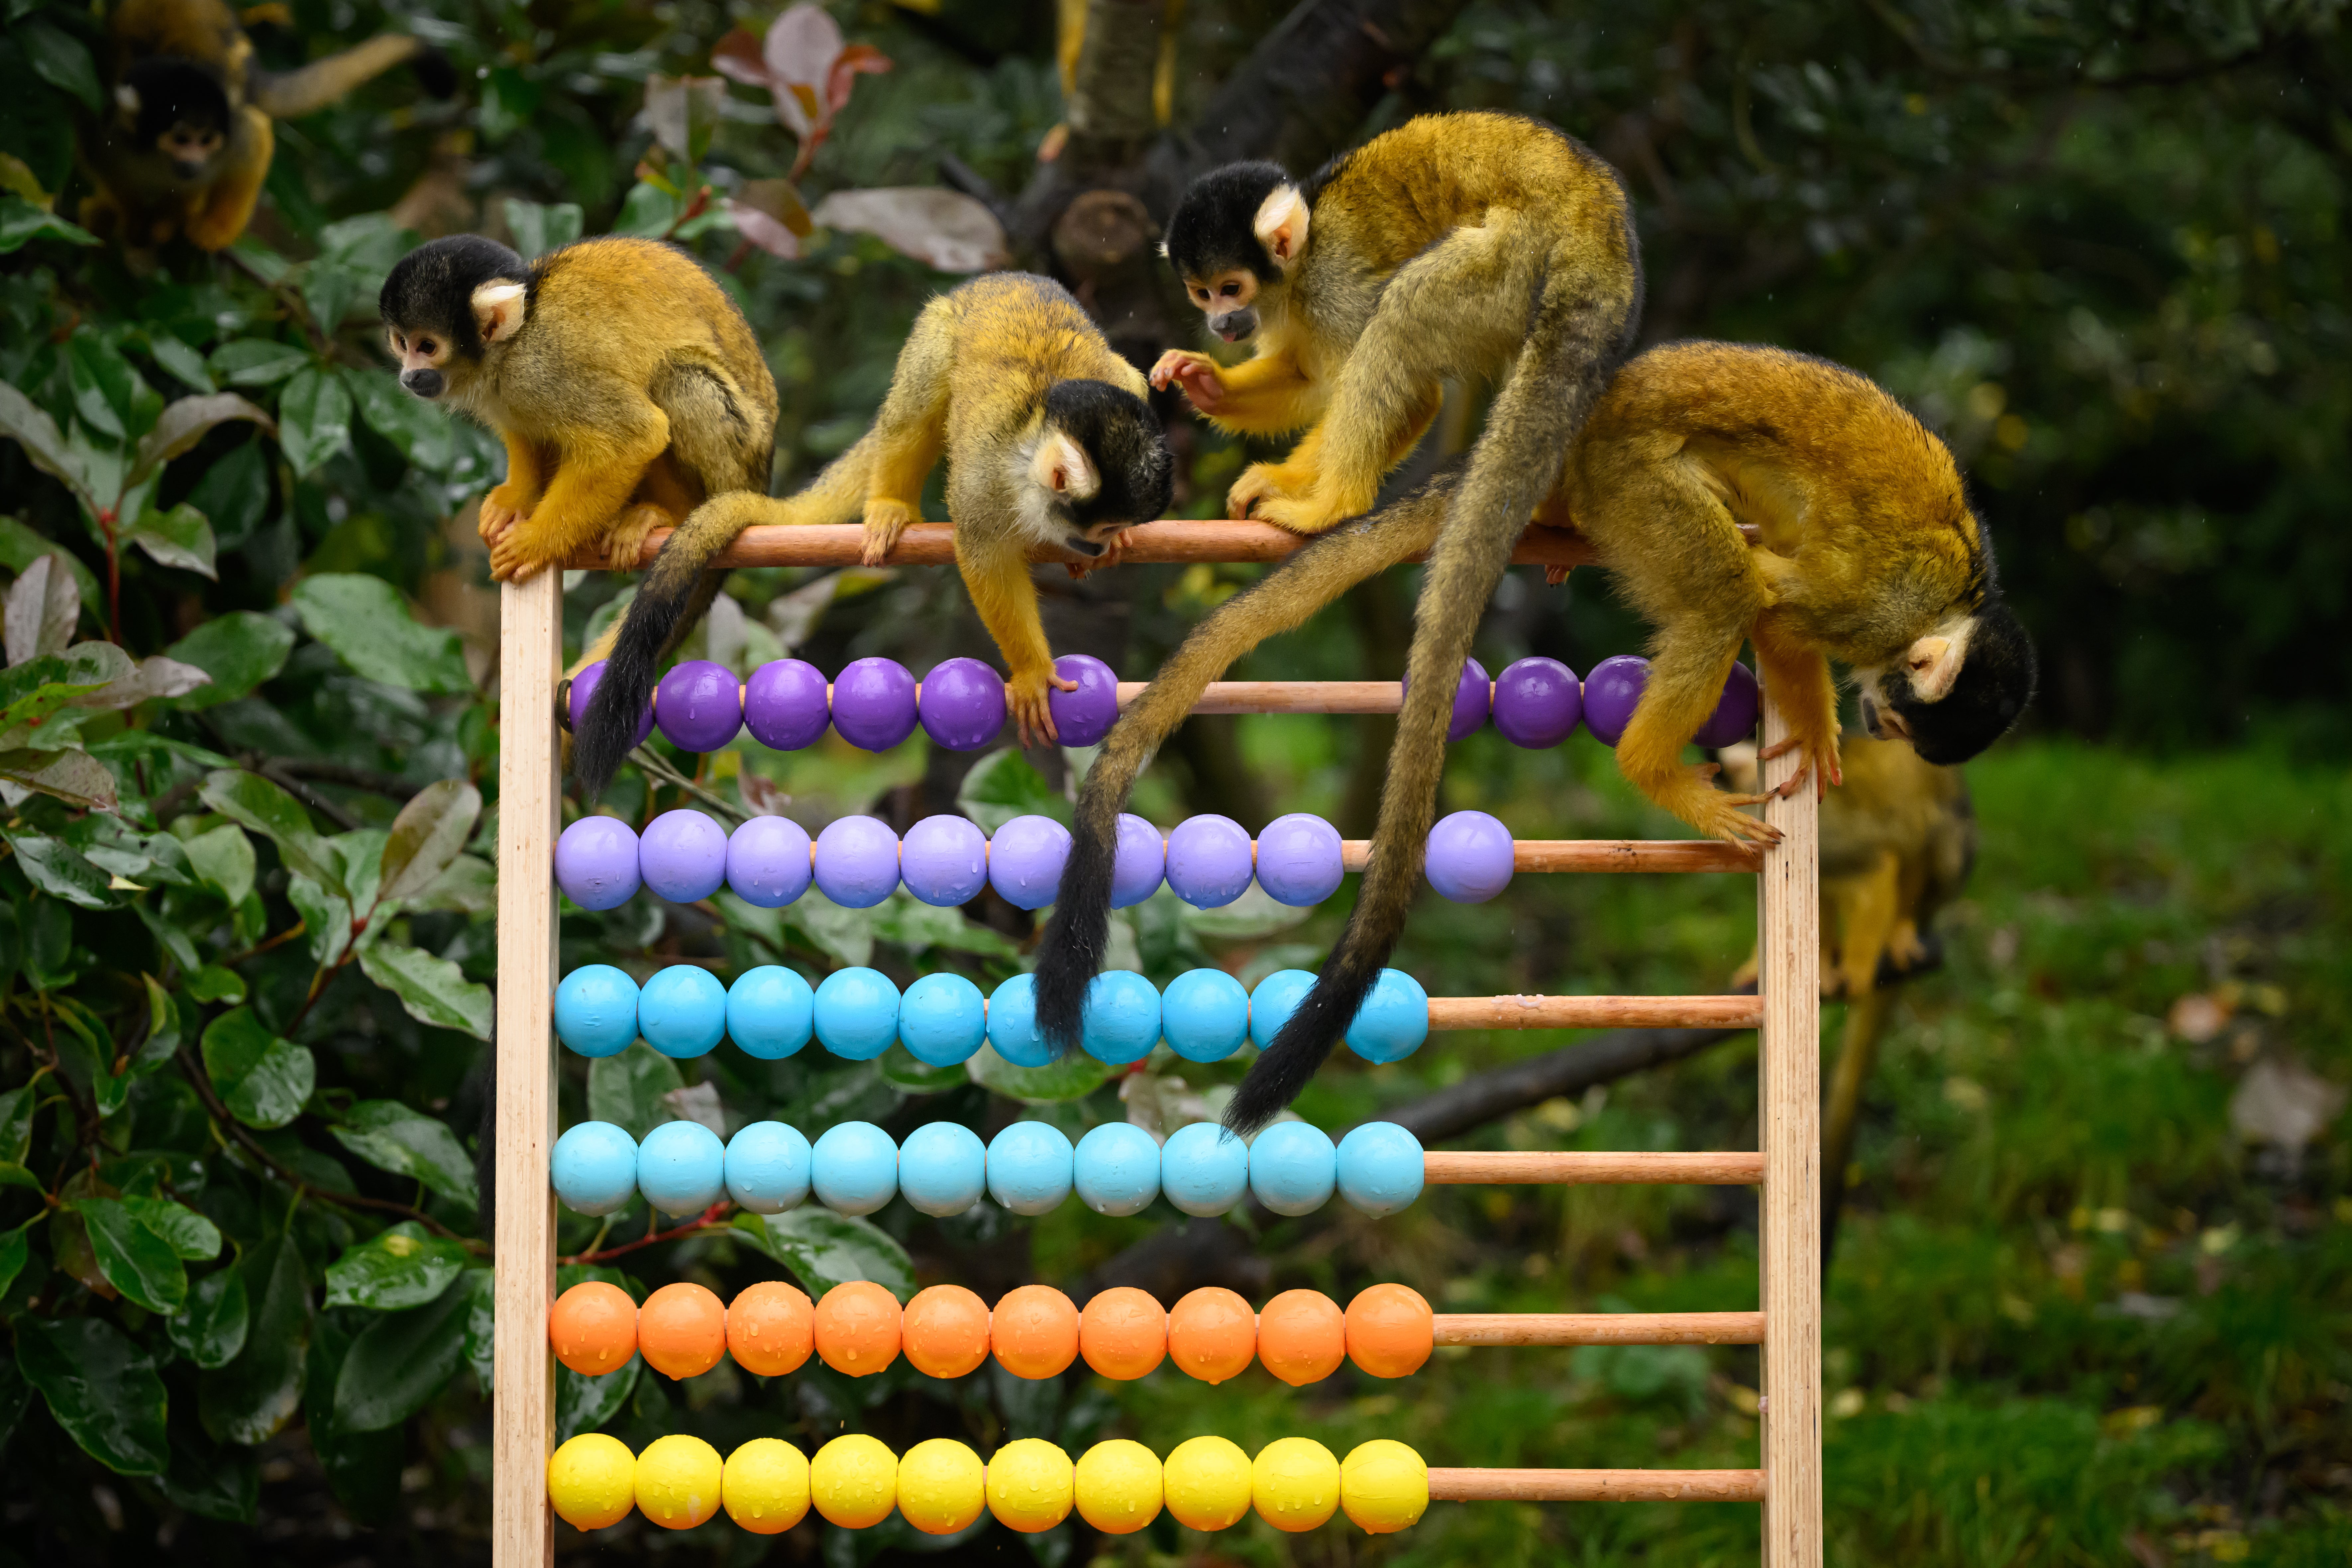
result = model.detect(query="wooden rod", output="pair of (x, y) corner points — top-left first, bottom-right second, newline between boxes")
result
(1340, 838), (1760, 874)
(1120, 678), (1405, 713)
(1428, 994), (1763, 1030)
(1422, 1150), (1764, 1185)
(1428, 1469), (1768, 1504)
(1434, 1311), (1765, 1346)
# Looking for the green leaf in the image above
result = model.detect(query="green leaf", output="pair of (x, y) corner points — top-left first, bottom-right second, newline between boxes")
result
(277, 364), (352, 475)
(738, 1207), (914, 1301)
(200, 1007), (315, 1129)
(160, 1413), (258, 1522)
(0, 381), (94, 511)
(17, 21), (99, 110)
(0, 1084), (32, 1163)
(614, 180), (682, 237)
(504, 197), (585, 259)
(356, 939), (493, 1039)
(73, 1197), (187, 1313)
(409, 852), (494, 914)
(872, 891), (1020, 959)
(332, 1273), (472, 1431)
(0, 518), (100, 606)
(304, 1315), (401, 1521)
(0, 1223), (27, 1301)
(187, 963), (245, 1004)
(169, 1265), (251, 1369)
(287, 873), (352, 969)
(288, 574), (470, 694)
(877, 1042), (968, 1093)
(182, 439), (269, 547)
(0, 749), (117, 810)
(197, 1233), (310, 1444)
(324, 1222), (472, 1309)
(329, 1100), (479, 1207)
(956, 747), (1068, 831)
(122, 1195), (222, 1260)
(587, 1041), (683, 1141)
(15, 1316), (168, 1475)
(164, 612), (293, 710)
(198, 768), (346, 895)
(782, 889), (876, 968)
(145, 334), (216, 393)
(461, 1266), (495, 1385)
(0, 192), (97, 253)
(343, 366), (452, 470)
(121, 502), (218, 579)
(126, 392), (274, 490)
(5, 548), (78, 660)
(377, 779), (481, 908)
(556, 1355), (641, 1441)
(181, 822), (257, 907)
(208, 338), (309, 388)
(136, 975), (181, 1066)
(966, 1041), (1116, 1104)
(8, 833), (116, 908)
(66, 335), (155, 444)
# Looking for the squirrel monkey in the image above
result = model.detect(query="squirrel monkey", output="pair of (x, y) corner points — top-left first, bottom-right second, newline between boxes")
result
(80, 0), (450, 253)
(569, 272), (1173, 801)
(377, 235), (778, 587)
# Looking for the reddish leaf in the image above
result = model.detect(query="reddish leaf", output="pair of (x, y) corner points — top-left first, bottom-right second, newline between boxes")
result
(762, 4), (844, 135)
(826, 45), (893, 114)
(724, 200), (802, 260)
(736, 178), (813, 238)
(810, 187), (1010, 273)
(711, 28), (772, 88)
(639, 75), (728, 162)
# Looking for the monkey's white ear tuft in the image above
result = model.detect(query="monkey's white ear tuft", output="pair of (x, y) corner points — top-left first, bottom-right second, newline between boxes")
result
(1904, 631), (1965, 702)
(472, 281), (527, 344)
(1253, 184), (1309, 266)
(1030, 432), (1100, 501)
(116, 84), (142, 116)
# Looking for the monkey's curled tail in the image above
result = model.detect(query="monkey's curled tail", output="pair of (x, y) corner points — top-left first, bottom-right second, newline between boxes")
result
(250, 36), (454, 119)
(1224, 261), (1639, 1136)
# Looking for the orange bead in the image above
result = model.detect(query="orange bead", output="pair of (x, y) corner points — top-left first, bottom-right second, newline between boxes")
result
(1167, 1287), (1257, 1385)
(903, 1285), (992, 1378)
(1078, 1287), (1167, 1380)
(813, 1280), (902, 1376)
(549, 1281), (638, 1376)
(1257, 1289), (1345, 1386)
(638, 1282), (727, 1379)
(727, 1281), (813, 1377)
(991, 1285), (1079, 1379)
(1344, 1283), (1433, 1379)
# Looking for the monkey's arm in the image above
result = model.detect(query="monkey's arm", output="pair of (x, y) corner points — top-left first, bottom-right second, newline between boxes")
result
(861, 314), (956, 564)
(487, 394), (670, 583)
(183, 108), (273, 252)
(480, 433), (547, 547)
(956, 531), (1062, 747)
(1229, 387), (1442, 528)
(1749, 604), (1842, 798)
(1152, 348), (1318, 436)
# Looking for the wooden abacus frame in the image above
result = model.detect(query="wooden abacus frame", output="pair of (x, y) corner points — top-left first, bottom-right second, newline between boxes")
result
(492, 524), (1821, 1564)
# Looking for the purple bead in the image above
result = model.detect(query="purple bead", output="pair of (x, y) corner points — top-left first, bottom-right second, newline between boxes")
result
(987, 814), (1070, 911)
(654, 659), (742, 752)
(555, 815), (641, 910)
(1110, 814), (1165, 909)
(1694, 661), (1761, 748)
(812, 815), (901, 908)
(743, 659), (830, 751)
(567, 660), (652, 750)
(1047, 654), (1119, 747)
(918, 657), (1008, 751)
(1165, 814), (1253, 909)
(639, 808), (729, 902)
(901, 814), (988, 906)
(1492, 656), (1582, 748)
(1426, 809), (1514, 903)
(830, 657), (919, 751)
(1582, 655), (1650, 747)
(726, 814), (812, 907)
(1254, 812), (1344, 906)
(1402, 657), (1492, 741)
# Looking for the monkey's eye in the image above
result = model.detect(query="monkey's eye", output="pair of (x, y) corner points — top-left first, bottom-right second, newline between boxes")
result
(415, 338), (438, 358)
(1219, 281), (1242, 298)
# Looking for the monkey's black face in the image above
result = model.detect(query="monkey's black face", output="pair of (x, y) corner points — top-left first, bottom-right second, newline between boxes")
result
(1182, 269), (1262, 342)
(1041, 379), (1175, 539)
(1862, 600), (2037, 765)
(381, 235), (532, 401)
(1164, 159), (1294, 342)
(121, 58), (231, 181)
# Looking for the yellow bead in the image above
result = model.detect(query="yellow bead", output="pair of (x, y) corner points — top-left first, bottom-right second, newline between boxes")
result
(811, 1433), (899, 1528)
(985, 1437), (1074, 1533)
(547, 1433), (636, 1531)
(1251, 1436), (1340, 1533)
(722, 1438), (810, 1534)
(1340, 1439), (1429, 1534)
(1161, 1435), (1252, 1531)
(634, 1433), (723, 1530)
(898, 1438), (986, 1535)
(1074, 1439), (1163, 1535)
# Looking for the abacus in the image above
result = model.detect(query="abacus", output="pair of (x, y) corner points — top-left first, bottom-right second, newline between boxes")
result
(492, 521), (1821, 1562)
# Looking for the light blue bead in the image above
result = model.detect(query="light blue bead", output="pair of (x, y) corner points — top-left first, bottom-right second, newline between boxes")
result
(899, 973), (987, 1066)
(1248, 969), (1318, 1050)
(551, 1121), (638, 1216)
(1248, 1119), (1336, 1216)
(810, 1121), (899, 1216)
(1335, 1121), (1424, 1217)
(986, 1120), (1073, 1215)
(1344, 968), (1430, 1064)
(637, 1119), (726, 1216)
(899, 1121), (987, 1217)
(1159, 1121), (1248, 1216)
(1081, 970), (1162, 1065)
(554, 964), (639, 1058)
(638, 965), (727, 1058)
(727, 965), (813, 1060)
(724, 1120), (811, 1213)
(986, 973), (1053, 1068)
(813, 966), (901, 1060)
(1160, 969), (1249, 1063)
(1074, 1122), (1161, 1216)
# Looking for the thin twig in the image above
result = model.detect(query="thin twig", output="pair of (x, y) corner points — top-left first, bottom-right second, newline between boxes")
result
(260, 761), (363, 831)
(563, 1201), (734, 1265)
(629, 747), (747, 823)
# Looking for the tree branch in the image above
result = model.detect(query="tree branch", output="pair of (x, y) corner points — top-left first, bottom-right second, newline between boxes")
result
(1068, 0), (1164, 148)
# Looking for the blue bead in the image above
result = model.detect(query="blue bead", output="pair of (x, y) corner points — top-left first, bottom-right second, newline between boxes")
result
(1109, 814), (1165, 908)
(1081, 970), (1162, 1065)
(812, 967), (901, 1060)
(1335, 1122), (1424, 1217)
(727, 965), (813, 1060)
(1160, 969), (1249, 1063)
(1073, 1123), (1161, 1216)
(1248, 1119), (1336, 1216)
(985, 973), (1053, 1068)
(898, 973), (987, 1065)
(1344, 968), (1430, 1064)
(1249, 969), (1318, 1050)
(1159, 1121), (1248, 1216)
(554, 964), (639, 1058)
(724, 1121), (811, 1214)
(986, 1121), (1073, 1215)
(551, 1121), (639, 1216)
(637, 1119), (726, 1216)
(638, 965), (727, 1058)
(898, 1121), (987, 1217)
(810, 1121), (899, 1215)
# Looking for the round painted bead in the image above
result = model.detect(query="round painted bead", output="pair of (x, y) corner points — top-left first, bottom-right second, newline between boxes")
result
(1080, 970), (1162, 1065)
(1403, 657), (1492, 741)
(1254, 813), (1343, 907)
(987, 815), (1070, 911)
(898, 1121), (987, 1217)
(638, 965), (727, 1058)
(1075, 1438), (1164, 1534)
(655, 659), (742, 752)
(897, 972), (987, 1066)
(1109, 814), (1165, 909)
(724, 1120), (811, 1213)
(812, 967), (900, 1061)
(726, 965), (813, 1059)
(1252, 1437), (1340, 1533)
(918, 657), (1007, 751)
(1492, 656), (1582, 747)
(1340, 1439), (1429, 1534)
(1335, 1121), (1425, 1217)
(1160, 968), (1249, 1063)
(900, 814), (988, 907)
(639, 808), (729, 903)
(1581, 654), (1649, 747)
(555, 815), (640, 911)
(1344, 968), (1429, 1064)
(1249, 1119), (1336, 1216)
(567, 660), (652, 750)
(1165, 814), (1253, 909)
(725, 815), (812, 908)
(743, 658), (830, 751)
(1249, 969), (1318, 1050)
(1159, 1121), (1248, 1216)
(1047, 654), (1119, 747)
(637, 1119), (726, 1216)
(551, 1121), (638, 1215)
(985, 973), (1052, 1067)
(830, 657), (918, 751)
(1694, 660), (1761, 748)
(812, 815), (900, 909)
(1426, 810), (1513, 903)
(1073, 1122), (1162, 1216)
(810, 1121), (898, 1215)
(987, 1121), (1074, 1215)
(554, 964), (639, 1059)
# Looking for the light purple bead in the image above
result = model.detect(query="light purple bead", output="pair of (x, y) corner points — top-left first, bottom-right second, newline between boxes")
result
(812, 815), (901, 908)
(654, 659), (742, 752)
(1110, 813), (1165, 909)
(1493, 656), (1582, 748)
(901, 814), (988, 906)
(1582, 655), (1650, 747)
(987, 814), (1070, 910)
(1047, 654), (1119, 747)
(1254, 812), (1343, 906)
(726, 815), (812, 907)
(1427, 809), (1513, 903)
(1165, 814), (1253, 909)
(1694, 661), (1761, 748)
(743, 659), (829, 751)
(639, 808), (729, 902)
(831, 657), (918, 751)
(567, 660), (652, 749)
(918, 657), (1008, 751)
(555, 815), (641, 910)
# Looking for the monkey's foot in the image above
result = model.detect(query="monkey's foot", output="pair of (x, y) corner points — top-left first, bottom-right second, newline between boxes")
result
(1759, 732), (1842, 799)
(1007, 669), (1081, 749)
(1673, 786), (1784, 848)
(478, 484), (536, 546)
(861, 502), (916, 566)
(486, 529), (556, 584)
(1886, 921), (1929, 971)
(1066, 532), (1126, 579)
(1249, 485), (1362, 535)
(1149, 351), (1224, 413)
(1226, 462), (1325, 525)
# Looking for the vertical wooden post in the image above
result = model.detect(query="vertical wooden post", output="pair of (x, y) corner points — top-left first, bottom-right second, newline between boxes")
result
(493, 571), (561, 1568)
(1755, 674), (1823, 1566)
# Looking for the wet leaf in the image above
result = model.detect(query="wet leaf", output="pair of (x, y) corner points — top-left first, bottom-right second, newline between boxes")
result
(4, 552), (78, 664)
(588, 1042), (684, 1142)
(332, 1273), (472, 1431)
(288, 574), (469, 695)
(377, 779), (481, 909)
(967, 1042), (1116, 1104)
(330, 1100), (478, 1207)
(200, 1007), (315, 1129)
(163, 611), (293, 709)
(15, 1315), (168, 1475)
(197, 1233), (311, 1444)
(199, 767), (345, 894)
(356, 938), (493, 1039)
(738, 1206), (912, 1301)
(324, 1222), (472, 1310)
(168, 1265), (251, 1369)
